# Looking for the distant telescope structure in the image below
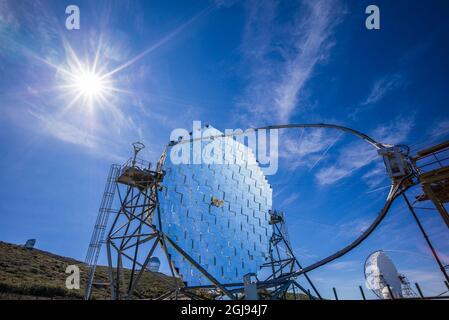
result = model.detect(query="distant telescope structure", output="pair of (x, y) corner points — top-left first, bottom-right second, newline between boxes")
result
(148, 257), (161, 272)
(24, 239), (36, 250)
(364, 250), (416, 299)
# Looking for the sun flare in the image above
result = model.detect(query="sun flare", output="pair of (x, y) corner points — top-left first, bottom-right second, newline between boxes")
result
(58, 59), (115, 112)
(73, 71), (106, 98)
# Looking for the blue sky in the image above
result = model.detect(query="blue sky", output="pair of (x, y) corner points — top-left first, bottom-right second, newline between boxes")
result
(1, 0), (449, 299)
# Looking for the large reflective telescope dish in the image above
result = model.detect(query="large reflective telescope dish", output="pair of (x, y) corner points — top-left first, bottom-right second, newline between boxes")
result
(158, 126), (272, 286)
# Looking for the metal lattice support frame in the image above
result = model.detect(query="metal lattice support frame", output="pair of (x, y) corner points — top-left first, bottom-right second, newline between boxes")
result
(413, 140), (449, 228)
(261, 210), (322, 300)
(406, 141), (449, 283)
(106, 175), (237, 299)
(104, 142), (176, 299)
(106, 168), (168, 299)
(84, 164), (121, 300)
(104, 144), (237, 300)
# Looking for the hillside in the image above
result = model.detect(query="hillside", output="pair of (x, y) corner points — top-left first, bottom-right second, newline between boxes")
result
(0, 241), (175, 300)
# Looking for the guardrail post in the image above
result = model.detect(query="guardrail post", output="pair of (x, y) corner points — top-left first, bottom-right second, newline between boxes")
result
(359, 286), (366, 300)
(415, 282), (424, 298)
(333, 287), (339, 300)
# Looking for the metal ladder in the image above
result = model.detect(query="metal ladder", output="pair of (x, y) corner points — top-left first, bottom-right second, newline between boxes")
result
(84, 164), (121, 300)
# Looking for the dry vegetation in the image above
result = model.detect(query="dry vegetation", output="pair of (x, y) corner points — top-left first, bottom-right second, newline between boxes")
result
(0, 241), (175, 300)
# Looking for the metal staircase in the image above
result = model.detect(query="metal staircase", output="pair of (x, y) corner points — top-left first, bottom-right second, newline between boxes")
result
(84, 164), (121, 300)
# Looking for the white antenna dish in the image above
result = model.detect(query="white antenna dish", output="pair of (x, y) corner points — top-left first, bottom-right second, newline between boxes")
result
(364, 250), (403, 299)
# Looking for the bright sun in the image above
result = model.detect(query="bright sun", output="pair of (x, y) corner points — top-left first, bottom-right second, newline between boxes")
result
(54, 44), (120, 112)
(59, 62), (114, 111)
(74, 71), (106, 98)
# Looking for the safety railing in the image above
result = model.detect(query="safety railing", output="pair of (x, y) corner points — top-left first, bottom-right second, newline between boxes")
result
(413, 140), (449, 173)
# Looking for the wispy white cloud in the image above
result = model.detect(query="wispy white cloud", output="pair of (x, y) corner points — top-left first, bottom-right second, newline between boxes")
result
(362, 162), (389, 190)
(350, 73), (407, 119)
(401, 269), (442, 283)
(325, 260), (359, 271)
(27, 109), (117, 156)
(101, 4), (215, 79)
(0, 0), (59, 56)
(280, 128), (343, 171)
(430, 120), (449, 138)
(280, 192), (300, 207)
(335, 217), (373, 239)
(315, 116), (414, 186)
(407, 119), (449, 153)
(315, 141), (376, 185)
(361, 74), (405, 106)
(237, 0), (345, 124)
(0, 0), (19, 29)
(372, 116), (415, 144)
